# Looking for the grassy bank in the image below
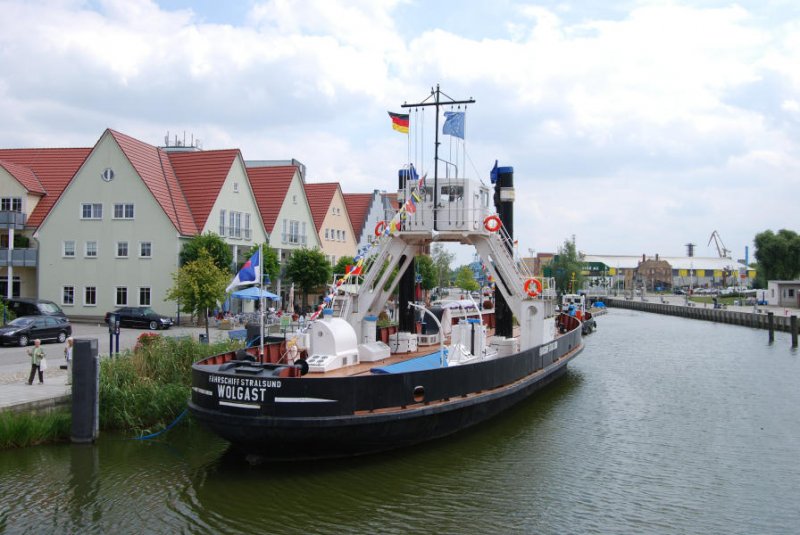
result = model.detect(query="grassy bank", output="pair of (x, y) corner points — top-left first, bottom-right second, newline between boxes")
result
(0, 335), (240, 449)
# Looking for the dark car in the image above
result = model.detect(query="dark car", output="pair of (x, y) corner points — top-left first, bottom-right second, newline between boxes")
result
(105, 307), (173, 330)
(0, 315), (72, 347)
(3, 298), (66, 318)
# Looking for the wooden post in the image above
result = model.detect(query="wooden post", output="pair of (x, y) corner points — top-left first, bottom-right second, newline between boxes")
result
(768, 312), (774, 343)
(791, 315), (798, 348)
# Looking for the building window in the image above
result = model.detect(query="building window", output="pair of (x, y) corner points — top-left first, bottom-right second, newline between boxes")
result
(1, 197), (22, 211)
(229, 211), (235, 237)
(63, 286), (74, 306)
(116, 287), (128, 306)
(84, 286), (97, 306)
(325, 229), (329, 240)
(342, 230), (346, 242)
(140, 241), (152, 258)
(113, 203), (134, 219)
(81, 203), (102, 219)
(293, 195), (297, 204)
(85, 241), (98, 258)
(139, 287), (151, 306)
(233, 182), (239, 193)
(219, 209), (226, 235)
(244, 213), (251, 240)
(116, 241), (128, 257)
(63, 241), (75, 257)
(234, 212), (242, 238)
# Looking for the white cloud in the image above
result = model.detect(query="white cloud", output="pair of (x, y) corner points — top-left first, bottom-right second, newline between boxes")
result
(0, 0), (798, 264)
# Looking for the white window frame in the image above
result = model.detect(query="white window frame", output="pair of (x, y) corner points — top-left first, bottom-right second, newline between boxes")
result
(115, 286), (128, 306)
(85, 241), (98, 258)
(139, 287), (151, 306)
(81, 203), (103, 220)
(113, 203), (134, 219)
(139, 241), (152, 258)
(63, 240), (75, 258)
(219, 209), (226, 235)
(84, 286), (97, 306)
(62, 286), (74, 306)
(1, 197), (22, 211)
(116, 241), (128, 258)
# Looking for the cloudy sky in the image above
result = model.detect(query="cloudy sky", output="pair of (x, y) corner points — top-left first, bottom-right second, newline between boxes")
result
(1, 0), (797, 266)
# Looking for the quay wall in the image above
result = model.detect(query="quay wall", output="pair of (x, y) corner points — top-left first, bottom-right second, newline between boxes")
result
(605, 299), (794, 332)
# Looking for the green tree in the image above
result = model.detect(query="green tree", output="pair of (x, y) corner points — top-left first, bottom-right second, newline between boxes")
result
(431, 243), (455, 290)
(285, 248), (332, 308)
(551, 238), (584, 294)
(242, 243), (281, 287)
(454, 265), (480, 292)
(416, 254), (437, 293)
(180, 232), (233, 272)
(166, 250), (229, 340)
(754, 229), (800, 282)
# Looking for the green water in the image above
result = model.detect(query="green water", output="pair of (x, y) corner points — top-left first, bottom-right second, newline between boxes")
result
(1, 309), (798, 534)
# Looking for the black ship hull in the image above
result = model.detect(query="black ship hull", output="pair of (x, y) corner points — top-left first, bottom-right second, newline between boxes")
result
(189, 320), (582, 459)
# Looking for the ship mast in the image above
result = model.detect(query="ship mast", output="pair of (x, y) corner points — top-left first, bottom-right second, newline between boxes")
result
(401, 84), (475, 230)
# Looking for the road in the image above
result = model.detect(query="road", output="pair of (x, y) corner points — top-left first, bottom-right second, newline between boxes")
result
(0, 322), (227, 383)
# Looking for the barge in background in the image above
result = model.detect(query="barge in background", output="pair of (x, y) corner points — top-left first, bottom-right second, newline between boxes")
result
(189, 86), (586, 459)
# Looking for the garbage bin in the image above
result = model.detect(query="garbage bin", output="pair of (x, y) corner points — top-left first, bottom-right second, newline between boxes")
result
(199, 334), (208, 344)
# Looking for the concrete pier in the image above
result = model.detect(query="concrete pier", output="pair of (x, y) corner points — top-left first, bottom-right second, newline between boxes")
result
(605, 298), (796, 333)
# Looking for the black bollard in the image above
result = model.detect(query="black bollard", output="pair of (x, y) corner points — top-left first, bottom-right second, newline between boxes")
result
(791, 315), (798, 348)
(767, 312), (774, 344)
(71, 338), (99, 444)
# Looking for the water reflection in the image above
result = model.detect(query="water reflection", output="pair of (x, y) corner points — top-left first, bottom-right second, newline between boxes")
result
(1, 310), (799, 534)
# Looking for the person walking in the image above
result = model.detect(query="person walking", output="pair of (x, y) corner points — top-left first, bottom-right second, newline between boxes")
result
(64, 337), (74, 385)
(27, 339), (46, 385)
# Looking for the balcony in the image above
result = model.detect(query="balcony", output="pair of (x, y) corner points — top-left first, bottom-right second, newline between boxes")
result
(0, 211), (26, 230)
(0, 248), (38, 267)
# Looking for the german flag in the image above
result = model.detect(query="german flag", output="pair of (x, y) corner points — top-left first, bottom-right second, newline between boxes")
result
(388, 111), (409, 134)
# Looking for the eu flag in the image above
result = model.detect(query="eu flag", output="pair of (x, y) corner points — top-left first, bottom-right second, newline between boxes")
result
(442, 111), (465, 139)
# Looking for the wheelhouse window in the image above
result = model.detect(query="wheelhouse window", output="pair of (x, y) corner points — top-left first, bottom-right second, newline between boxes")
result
(116, 287), (128, 306)
(63, 286), (74, 306)
(84, 286), (97, 306)
(113, 203), (134, 219)
(81, 203), (102, 220)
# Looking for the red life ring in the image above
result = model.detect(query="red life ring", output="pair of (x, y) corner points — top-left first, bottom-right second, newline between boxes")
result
(524, 278), (542, 297)
(374, 220), (387, 237)
(484, 215), (501, 232)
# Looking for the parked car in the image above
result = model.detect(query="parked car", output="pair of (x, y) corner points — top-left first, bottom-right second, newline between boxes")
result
(104, 307), (173, 330)
(0, 315), (72, 347)
(2, 297), (66, 318)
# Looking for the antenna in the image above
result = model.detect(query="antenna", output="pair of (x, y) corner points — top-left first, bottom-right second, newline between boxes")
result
(685, 242), (695, 257)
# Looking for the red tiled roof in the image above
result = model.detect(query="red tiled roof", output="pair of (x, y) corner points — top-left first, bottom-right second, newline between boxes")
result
(343, 193), (373, 242)
(304, 182), (339, 232)
(247, 165), (299, 233)
(0, 148), (91, 228)
(109, 130), (198, 235)
(382, 191), (400, 210)
(168, 149), (240, 231)
(0, 159), (45, 195)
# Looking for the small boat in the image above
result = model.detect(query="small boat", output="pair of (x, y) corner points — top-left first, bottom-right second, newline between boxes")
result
(561, 293), (597, 335)
(189, 87), (584, 459)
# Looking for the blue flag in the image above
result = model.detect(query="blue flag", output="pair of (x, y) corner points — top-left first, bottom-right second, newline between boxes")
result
(442, 111), (465, 139)
(226, 249), (261, 292)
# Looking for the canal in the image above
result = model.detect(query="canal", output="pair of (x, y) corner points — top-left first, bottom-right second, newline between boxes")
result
(1, 309), (798, 534)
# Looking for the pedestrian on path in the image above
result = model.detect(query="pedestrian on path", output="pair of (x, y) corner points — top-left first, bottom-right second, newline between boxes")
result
(64, 337), (74, 385)
(27, 339), (46, 385)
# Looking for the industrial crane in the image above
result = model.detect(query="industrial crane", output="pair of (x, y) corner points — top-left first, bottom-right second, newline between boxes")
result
(708, 230), (731, 258)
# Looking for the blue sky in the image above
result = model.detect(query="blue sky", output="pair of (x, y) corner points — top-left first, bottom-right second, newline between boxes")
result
(1, 0), (798, 266)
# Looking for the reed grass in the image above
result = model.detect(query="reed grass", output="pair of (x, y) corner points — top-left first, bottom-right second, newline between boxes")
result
(99, 335), (238, 433)
(0, 410), (71, 449)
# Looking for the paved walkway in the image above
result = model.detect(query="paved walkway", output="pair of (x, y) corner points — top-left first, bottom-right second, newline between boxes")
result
(0, 367), (72, 413)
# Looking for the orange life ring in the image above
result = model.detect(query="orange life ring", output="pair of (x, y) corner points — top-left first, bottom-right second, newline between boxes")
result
(374, 220), (387, 237)
(484, 215), (501, 232)
(524, 278), (542, 297)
